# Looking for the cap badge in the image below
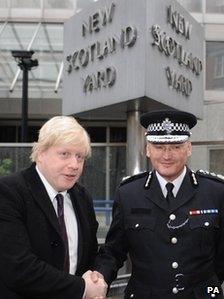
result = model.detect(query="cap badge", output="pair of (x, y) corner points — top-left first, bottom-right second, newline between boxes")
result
(162, 118), (174, 134)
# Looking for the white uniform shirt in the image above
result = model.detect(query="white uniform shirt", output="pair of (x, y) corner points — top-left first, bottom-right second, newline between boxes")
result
(36, 166), (78, 274)
(156, 166), (187, 198)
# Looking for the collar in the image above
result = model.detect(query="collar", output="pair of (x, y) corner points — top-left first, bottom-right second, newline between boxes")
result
(36, 165), (67, 203)
(156, 166), (186, 197)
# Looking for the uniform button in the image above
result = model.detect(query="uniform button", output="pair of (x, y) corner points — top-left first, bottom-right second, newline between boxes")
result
(130, 294), (134, 298)
(172, 287), (179, 294)
(50, 241), (59, 247)
(172, 262), (178, 269)
(169, 214), (176, 220)
(204, 221), (210, 227)
(171, 237), (177, 244)
(135, 223), (139, 228)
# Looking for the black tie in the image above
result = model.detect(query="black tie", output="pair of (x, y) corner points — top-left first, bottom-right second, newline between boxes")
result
(166, 182), (175, 205)
(55, 193), (70, 272)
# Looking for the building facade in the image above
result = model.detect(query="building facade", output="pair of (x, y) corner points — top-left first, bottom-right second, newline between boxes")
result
(0, 0), (224, 202)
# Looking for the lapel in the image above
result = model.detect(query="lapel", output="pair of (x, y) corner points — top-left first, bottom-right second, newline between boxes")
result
(145, 171), (168, 212)
(144, 168), (197, 213)
(21, 164), (61, 236)
(68, 186), (86, 272)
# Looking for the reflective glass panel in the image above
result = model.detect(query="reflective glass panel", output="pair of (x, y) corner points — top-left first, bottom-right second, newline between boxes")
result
(76, 0), (96, 12)
(206, 42), (224, 90)
(0, 22), (63, 93)
(80, 147), (106, 200)
(10, 0), (41, 8)
(0, 0), (7, 7)
(110, 146), (126, 199)
(110, 127), (126, 142)
(177, 0), (202, 13)
(0, 23), (38, 51)
(206, 0), (224, 13)
(0, 146), (31, 174)
(44, 0), (74, 9)
(210, 149), (224, 173)
(30, 23), (63, 89)
(0, 22), (38, 90)
(86, 127), (106, 142)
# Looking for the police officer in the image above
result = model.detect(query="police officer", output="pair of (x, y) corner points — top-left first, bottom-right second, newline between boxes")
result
(93, 109), (224, 299)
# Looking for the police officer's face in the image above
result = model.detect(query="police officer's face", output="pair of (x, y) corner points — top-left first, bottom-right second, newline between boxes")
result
(146, 142), (192, 181)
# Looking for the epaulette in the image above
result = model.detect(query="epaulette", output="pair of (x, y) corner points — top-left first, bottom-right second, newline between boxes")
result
(120, 171), (149, 186)
(196, 169), (224, 183)
(190, 170), (199, 186)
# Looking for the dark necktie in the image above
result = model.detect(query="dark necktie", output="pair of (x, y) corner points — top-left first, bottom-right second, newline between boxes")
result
(55, 193), (70, 272)
(166, 182), (175, 205)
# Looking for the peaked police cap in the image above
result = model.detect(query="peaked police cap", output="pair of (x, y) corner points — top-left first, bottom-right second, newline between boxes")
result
(140, 109), (197, 144)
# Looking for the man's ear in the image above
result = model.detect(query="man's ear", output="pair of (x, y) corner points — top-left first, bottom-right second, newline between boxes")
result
(146, 144), (150, 158)
(36, 149), (45, 163)
(187, 142), (192, 157)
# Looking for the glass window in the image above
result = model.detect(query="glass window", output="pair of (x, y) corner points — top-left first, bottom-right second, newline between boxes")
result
(76, 0), (96, 12)
(86, 127), (106, 142)
(80, 146), (106, 200)
(44, 0), (74, 9)
(0, 22), (39, 91)
(206, 41), (224, 90)
(0, 22), (38, 51)
(0, 126), (16, 142)
(0, 146), (31, 174)
(214, 55), (224, 78)
(110, 127), (126, 143)
(10, 0), (41, 8)
(177, 0), (202, 13)
(206, 0), (224, 13)
(109, 146), (126, 199)
(0, 22), (63, 93)
(31, 23), (63, 90)
(0, 124), (41, 142)
(0, 0), (8, 7)
(210, 149), (224, 173)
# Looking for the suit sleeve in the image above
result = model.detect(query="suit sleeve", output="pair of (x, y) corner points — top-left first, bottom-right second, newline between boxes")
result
(94, 189), (128, 285)
(0, 180), (85, 299)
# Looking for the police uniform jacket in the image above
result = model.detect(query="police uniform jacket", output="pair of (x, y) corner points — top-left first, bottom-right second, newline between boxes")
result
(94, 167), (224, 299)
(0, 163), (98, 299)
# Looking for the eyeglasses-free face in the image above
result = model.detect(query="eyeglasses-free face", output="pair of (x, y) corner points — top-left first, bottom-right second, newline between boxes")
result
(146, 142), (192, 181)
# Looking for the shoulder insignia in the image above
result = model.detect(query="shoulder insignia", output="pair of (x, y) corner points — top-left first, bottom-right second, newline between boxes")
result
(196, 169), (224, 183)
(120, 171), (149, 186)
(190, 170), (199, 186)
(144, 171), (153, 189)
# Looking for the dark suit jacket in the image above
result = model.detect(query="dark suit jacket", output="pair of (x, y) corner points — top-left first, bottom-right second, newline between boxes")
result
(94, 168), (224, 299)
(0, 164), (98, 299)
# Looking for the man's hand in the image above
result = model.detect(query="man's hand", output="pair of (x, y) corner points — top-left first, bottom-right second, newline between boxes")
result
(90, 271), (105, 283)
(82, 270), (107, 299)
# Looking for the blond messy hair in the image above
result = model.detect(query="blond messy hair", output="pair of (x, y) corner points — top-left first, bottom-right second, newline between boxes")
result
(30, 116), (91, 162)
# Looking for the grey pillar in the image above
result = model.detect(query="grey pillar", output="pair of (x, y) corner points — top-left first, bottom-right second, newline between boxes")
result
(126, 110), (147, 176)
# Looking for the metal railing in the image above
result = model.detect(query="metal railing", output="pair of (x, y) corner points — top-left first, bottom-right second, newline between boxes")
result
(93, 200), (113, 226)
(108, 274), (131, 298)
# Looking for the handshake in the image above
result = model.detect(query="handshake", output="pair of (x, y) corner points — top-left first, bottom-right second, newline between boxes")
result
(82, 270), (108, 299)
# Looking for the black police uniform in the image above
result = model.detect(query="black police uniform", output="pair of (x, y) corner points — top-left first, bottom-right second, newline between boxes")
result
(95, 109), (224, 298)
(94, 169), (224, 299)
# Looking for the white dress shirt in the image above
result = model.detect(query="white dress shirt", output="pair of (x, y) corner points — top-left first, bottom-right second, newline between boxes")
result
(36, 166), (78, 275)
(156, 166), (187, 198)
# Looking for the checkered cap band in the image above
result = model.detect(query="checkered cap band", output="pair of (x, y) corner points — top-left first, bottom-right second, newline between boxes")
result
(146, 134), (189, 144)
(147, 118), (190, 135)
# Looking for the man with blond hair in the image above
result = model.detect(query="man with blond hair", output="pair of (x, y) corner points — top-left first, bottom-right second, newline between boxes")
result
(0, 116), (107, 299)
